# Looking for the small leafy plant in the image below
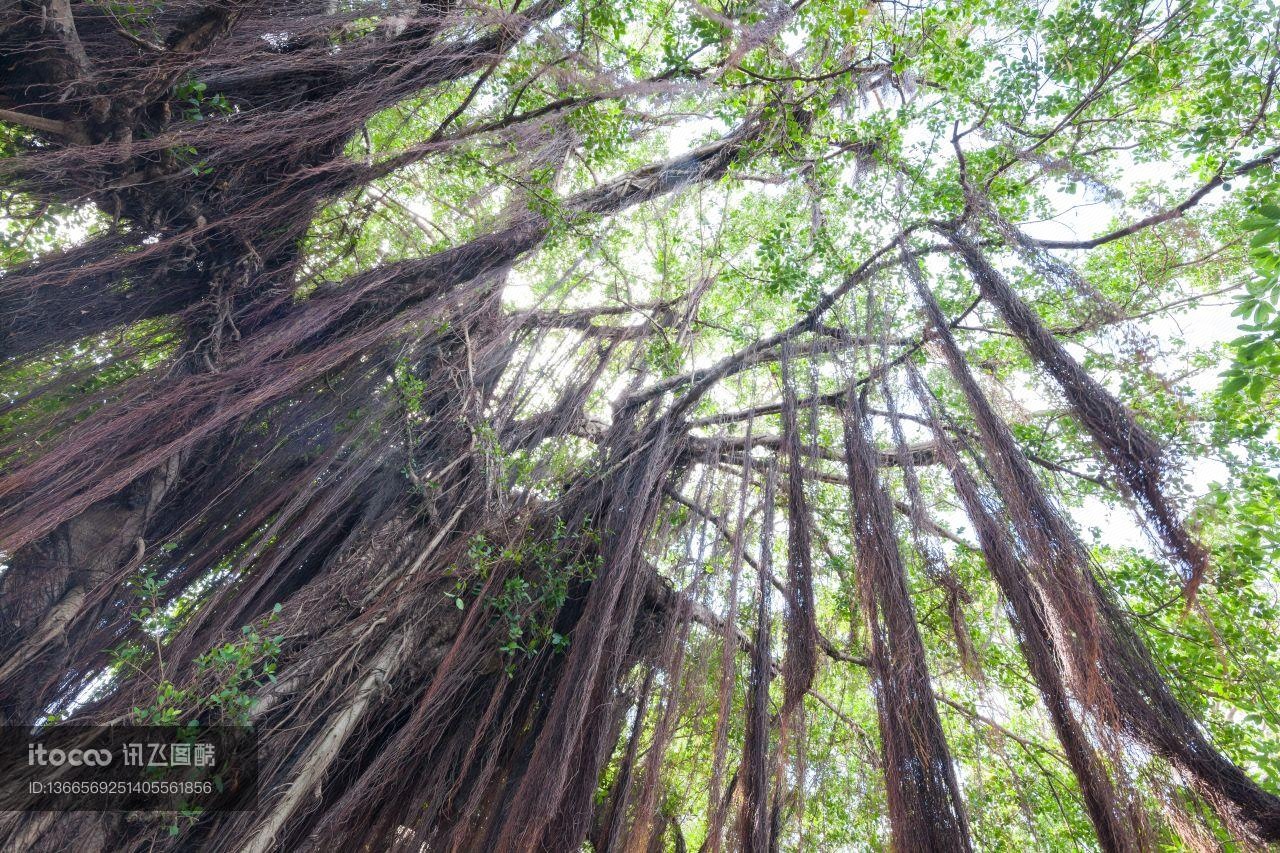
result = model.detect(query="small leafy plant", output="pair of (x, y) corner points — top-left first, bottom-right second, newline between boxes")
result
(448, 520), (603, 676)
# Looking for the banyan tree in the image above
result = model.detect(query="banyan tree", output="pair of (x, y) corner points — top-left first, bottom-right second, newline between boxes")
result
(2, 0), (1279, 847)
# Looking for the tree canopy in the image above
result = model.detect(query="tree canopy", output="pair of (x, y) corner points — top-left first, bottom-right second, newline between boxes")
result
(1, 0), (1279, 848)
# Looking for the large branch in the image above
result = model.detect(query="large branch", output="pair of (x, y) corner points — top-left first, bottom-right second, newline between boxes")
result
(1031, 144), (1280, 250)
(0, 107), (84, 141)
(683, 433), (938, 468)
(41, 0), (90, 74)
(626, 240), (906, 415)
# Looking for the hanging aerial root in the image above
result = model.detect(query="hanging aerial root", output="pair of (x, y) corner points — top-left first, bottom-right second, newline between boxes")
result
(739, 458), (777, 853)
(778, 344), (818, 719)
(946, 230), (1212, 602)
(906, 243), (1280, 844)
(705, 417), (754, 853)
(870, 285), (980, 680)
(907, 361), (1145, 853)
(902, 241), (1108, 704)
(839, 376), (972, 852)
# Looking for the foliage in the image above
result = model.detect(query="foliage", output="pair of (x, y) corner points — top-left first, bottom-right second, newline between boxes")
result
(451, 520), (603, 675)
(2, 0), (1279, 848)
(1222, 201), (1280, 411)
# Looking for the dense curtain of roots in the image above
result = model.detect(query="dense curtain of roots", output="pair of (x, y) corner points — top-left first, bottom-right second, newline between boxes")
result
(946, 230), (1214, 600)
(909, 250), (1280, 845)
(907, 359), (1145, 853)
(778, 345), (818, 720)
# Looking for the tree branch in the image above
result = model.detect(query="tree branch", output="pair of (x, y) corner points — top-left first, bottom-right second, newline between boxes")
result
(0, 107), (84, 142)
(1032, 144), (1280, 250)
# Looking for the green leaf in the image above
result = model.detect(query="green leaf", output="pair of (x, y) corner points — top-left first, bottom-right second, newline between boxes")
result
(1221, 374), (1250, 396)
(1250, 227), (1280, 248)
